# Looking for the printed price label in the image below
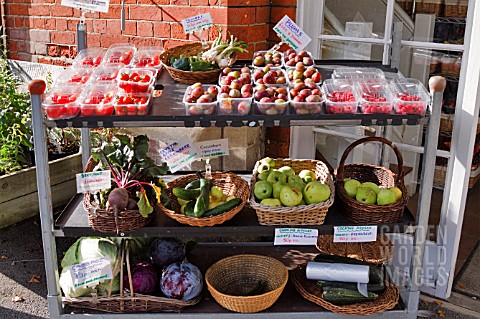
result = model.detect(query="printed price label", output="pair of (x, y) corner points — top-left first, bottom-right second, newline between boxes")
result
(182, 13), (213, 34)
(194, 139), (229, 159)
(274, 228), (318, 246)
(159, 136), (198, 173)
(334, 226), (378, 243)
(61, 0), (110, 13)
(70, 257), (113, 288)
(273, 15), (311, 51)
(76, 170), (111, 193)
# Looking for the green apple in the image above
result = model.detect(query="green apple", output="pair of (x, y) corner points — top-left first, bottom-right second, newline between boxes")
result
(389, 186), (403, 202)
(287, 175), (306, 192)
(362, 182), (380, 195)
(210, 186), (224, 202)
(279, 185), (303, 206)
(177, 198), (191, 206)
(226, 195), (237, 202)
(299, 199), (306, 205)
(261, 157), (276, 169)
(257, 162), (272, 174)
(343, 178), (352, 183)
(278, 166), (295, 176)
(356, 187), (377, 204)
(222, 193), (228, 202)
(257, 169), (272, 181)
(272, 182), (285, 199)
(254, 180), (273, 200)
(344, 179), (361, 198)
(303, 181), (331, 204)
(267, 170), (287, 184)
(377, 189), (397, 205)
(260, 198), (282, 207)
(299, 169), (317, 184)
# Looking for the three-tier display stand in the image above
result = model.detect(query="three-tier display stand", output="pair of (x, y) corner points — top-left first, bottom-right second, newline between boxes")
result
(28, 63), (445, 319)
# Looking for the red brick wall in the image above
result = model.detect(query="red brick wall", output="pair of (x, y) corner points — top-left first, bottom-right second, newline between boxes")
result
(4, 0), (297, 65)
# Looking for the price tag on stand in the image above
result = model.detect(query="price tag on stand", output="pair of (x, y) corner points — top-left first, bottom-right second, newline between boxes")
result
(273, 15), (311, 51)
(194, 139), (229, 159)
(76, 170), (111, 193)
(274, 228), (318, 245)
(333, 226), (378, 243)
(61, 0), (110, 13)
(181, 13), (213, 34)
(159, 136), (199, 173)
(70, 257), (113, 288)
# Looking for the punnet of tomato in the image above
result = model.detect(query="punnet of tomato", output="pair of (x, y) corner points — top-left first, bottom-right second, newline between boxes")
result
(72, 47), (106, 68)
(42, 84), (83, 120)
(117, 68), (155, 93)
(77, 83), (117, 117)
(322, 79), (359, 114)
(113, 92), (152, 116)
(355, 79), (394, 114)
(103, 43), (137, 66)
(390, 78), (429, 116)
(54, 67), (93, 86)
(90, 65), (123, 85)
(132, 46), (163, 69)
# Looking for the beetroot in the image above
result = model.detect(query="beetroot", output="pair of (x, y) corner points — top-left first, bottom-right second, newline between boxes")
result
(160, 260), (203, 300)
(149, 238), (185, 267)
(125, 262), (158, 294)
(107, 187), (129, 211)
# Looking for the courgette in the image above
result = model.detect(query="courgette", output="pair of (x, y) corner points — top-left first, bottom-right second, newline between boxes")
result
(317, 280), (385, 294)
(322, 287), (378, 305)
(184, 200), (196, 217)
(193, 173), (211, 217)
(185, 179), (200, 190)
(313, 253), (384, 284)
(172, 187), (201, 201)
(203, 198), (242, 217)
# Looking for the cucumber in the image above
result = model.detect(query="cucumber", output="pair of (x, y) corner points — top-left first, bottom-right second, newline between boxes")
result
(203, 198), (242, 217)
(193, 177), (211, 217)
(185, 179), (200, 190)
(172, 187), (201, 201)
(322, 287), (378, 305)
(313, 254), (384, 284)
(317, 280), (385, 294)
(184, 200), (196, 217)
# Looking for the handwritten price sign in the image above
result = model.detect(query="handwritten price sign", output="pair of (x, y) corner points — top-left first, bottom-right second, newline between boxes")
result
(274, 228), (318, 246)
(333, 226), (377, 243)
(182, 13), (213, 34)
(76, 170), (111, 193)
(273, 15), (311, 51)
(70, 257), (113, 288)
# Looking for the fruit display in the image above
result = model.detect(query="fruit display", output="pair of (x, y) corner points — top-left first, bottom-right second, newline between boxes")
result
(253, 157), (331, 207)
(390, 78), (429, 115)
(183, 83), (220, 115)
(356, 80), (393, 114)
(72, 47), (106, 68)
(283, 49), (314, 68)
(252, 50), (283, 68)
(253, 85), (289, 115)
(286, 64), (322, 85)
(42, 84), (82, 120)
(103, 44), (136, 65)
(117, 68), (155, 93)
(322, 79), (358, 114)
(78, 84), (116, 117)
(113, 93), (151, 116)
(289, 82), (324, 115)
(332, 67), (385, 81)
(253, 68), (287, 86)
(343, 178), (402, 205)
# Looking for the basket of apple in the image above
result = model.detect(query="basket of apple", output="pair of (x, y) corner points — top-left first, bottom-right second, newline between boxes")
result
(334, 137), (408, 224)
(249, 158), (335, 225)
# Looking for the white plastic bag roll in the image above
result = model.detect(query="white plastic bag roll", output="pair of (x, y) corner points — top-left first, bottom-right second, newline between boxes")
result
(306, 262), (370, 283)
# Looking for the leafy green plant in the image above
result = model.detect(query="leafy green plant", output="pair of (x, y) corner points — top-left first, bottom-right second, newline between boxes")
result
(47, 127), (80, 157)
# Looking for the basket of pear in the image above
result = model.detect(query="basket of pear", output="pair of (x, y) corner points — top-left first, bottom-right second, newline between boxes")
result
(249, 158), (335, 225)
(334, 137), (408, 224)
(158, 172), (250, 227)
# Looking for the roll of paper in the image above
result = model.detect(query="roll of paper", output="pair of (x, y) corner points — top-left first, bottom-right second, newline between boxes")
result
(306, 262), (370, 283)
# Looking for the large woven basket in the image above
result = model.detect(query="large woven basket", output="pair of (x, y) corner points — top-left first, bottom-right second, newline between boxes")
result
(83, 159), (153, 234)
(63, 240), (200, 313)
(158, 172), (250, 227)
(334, 137), (408, 224)
(205, 254), (288, 313)
(316, 234), (394, 264)
(249, 159), (335, 225)
(160, 43), (236, 85)
(291, 265), (399, 315)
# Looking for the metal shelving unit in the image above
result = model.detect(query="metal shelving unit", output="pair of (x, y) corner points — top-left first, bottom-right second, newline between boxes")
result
(28, 63), (445, 319)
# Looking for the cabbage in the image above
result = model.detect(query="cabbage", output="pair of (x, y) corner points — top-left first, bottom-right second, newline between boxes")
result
(149, 238), (185, 268)
(124, 262), (158, 294)
(98, 274), (120, 296)
(59, 267), (95, 298)
(160, 260), (203, 301)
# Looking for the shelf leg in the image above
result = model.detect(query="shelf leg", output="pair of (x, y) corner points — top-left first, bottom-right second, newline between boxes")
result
(81, 128), (91, 169)
(28, 80), (63, 319)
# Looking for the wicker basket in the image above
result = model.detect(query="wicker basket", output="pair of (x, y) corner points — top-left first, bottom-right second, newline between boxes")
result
(316, 235), (394, 264)
(334, 137), (408, 224)
(205, 254), (288, 313)
(160, 43), (236, 85)
(63, 240), (201, 313)
(83, 159), (153, 234)
(158, 172), (250, 227)
(249, 159), (335, 226)
(291, 266), (399, 315)
(439, 113), (480, 134)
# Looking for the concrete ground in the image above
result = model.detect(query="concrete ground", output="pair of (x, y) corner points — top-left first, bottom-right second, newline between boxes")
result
(0, 216), (479, 319)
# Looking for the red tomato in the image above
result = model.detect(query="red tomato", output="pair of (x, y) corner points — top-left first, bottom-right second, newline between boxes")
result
(65, 105), (79, 117)
(120, 73), (129, 81)
(123, 96), (133, 104)
(129, 72), (139, 80)
(139, 96), (148, 104)
(141, 74), (151, 82)
(137, 104), (147, 115)
(45, 106), (64, 119)
(96, 105), (114, 116)
(93, 56), (102, 67)
(81, 107), (96, 117)
(114, 105), (126, 115)
(126, 104), (137, 115)
(131, 75), (141, 82)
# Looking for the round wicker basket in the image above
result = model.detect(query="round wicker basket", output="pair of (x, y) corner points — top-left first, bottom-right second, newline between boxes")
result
(205, 254), (288, 313)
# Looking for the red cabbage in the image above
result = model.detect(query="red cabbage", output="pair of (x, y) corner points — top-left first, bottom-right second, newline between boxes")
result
(125, 262), (158, 294)
(160, 260), (203, 301)
(149, 238), (185, 267)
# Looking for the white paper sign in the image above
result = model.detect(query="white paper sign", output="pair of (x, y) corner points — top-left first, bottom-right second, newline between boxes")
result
(76, 170), (111, 193)
(61, 0), (110, 13)
(273, 15), (312, 51)
(70, 257), (113, 288)
(159, 136), (198, 173)
(182, 13), (213, 34)
(194, 139), (229, 159)
(333, 226), (378, 243)
(274, 228), (319, 245)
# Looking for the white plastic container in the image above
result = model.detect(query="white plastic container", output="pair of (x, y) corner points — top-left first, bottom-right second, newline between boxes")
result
(183, 84), (219, 116)
(251, 50), (283, 69)
(42, 84), (83, 120)
(54, 67), (93, 86)
(322, 79), (359, 114)
(356, 80), (394, 114)
(77, 83), (117, 117)
(103, 44), (137, 65)
(390, 78), (429, 116)
(332, 67), (385, 82)
(117, 68), (155, 93)
(113, 92), (152, 116)
(73, 47), (106, 68)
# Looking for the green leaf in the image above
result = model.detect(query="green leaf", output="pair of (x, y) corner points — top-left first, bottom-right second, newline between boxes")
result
(134, 135), (149, 161)
(137, 190), (153, 217)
